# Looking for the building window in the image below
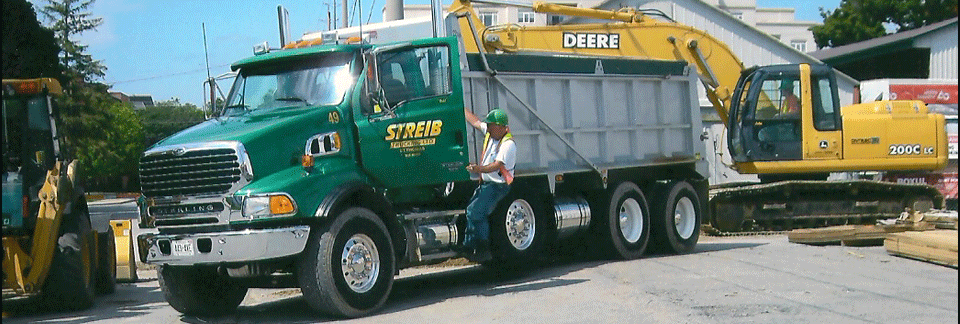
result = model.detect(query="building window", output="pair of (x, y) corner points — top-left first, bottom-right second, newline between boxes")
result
(519, 10), (535, 23)
(730, 11), (743, 20)
(547, 3), (577, 25)
(479, 11), (498, 26)
(791, 40), (807, 52)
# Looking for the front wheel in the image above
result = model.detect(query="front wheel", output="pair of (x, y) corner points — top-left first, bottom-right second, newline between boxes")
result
(597, 182), (651, 260)
(650, 181), (701, 254)
(158, 265), (247, 316)
(41, 205), (96, 311)
(297, 207), (395, 318)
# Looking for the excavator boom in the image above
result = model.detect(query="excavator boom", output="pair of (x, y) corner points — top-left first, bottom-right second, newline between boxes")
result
(448, 0), (741, 125)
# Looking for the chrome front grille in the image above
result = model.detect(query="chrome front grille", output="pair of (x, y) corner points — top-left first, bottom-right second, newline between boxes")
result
(140, 141), (252, 198)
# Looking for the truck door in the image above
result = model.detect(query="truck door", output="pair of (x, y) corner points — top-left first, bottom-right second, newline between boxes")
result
(354, 38), (470, 188)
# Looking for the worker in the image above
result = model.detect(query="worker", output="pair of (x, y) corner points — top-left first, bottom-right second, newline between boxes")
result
(780, 81), (800, 113)
(461, 108), (517, 262)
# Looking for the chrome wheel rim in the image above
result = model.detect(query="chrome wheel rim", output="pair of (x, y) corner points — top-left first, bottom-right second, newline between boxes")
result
(619, 198), (644, 243)
(674, 196), (697, 240)
(505, 199), (536, 250)
(340, 234), (380, 293)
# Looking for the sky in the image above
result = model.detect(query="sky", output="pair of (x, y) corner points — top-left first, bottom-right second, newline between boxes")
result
(29, 0), (841, 107)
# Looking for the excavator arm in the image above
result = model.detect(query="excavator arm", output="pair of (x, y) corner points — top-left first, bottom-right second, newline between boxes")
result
(447, 0), (744, 125)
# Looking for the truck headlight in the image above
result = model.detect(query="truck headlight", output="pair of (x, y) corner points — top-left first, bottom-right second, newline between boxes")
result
(242, 193), (297, 219)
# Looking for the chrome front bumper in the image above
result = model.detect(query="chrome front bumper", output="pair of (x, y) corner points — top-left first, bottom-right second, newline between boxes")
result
(138, 226), (310, 266)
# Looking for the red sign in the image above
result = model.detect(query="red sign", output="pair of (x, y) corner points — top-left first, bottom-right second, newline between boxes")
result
(885, 172), (959, 199)
(889, 84), (958, 104)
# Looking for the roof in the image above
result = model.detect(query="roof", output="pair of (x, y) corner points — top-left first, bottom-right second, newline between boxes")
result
(810, 18), (958, 63)
(231, 44), (364, 71)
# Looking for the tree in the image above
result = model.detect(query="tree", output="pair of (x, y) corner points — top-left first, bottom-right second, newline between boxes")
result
(55, 83), (144, 191)
(2, 0), (62, 79)
(812, 0), (959, 49)
(40, 0), (106, 83)
(138, 103), (206, 148)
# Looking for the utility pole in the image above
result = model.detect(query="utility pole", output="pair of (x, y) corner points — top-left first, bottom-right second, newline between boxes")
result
(202, 23), (215, 115)
(385, 0), (404, 21)
(342, 0), (348, 28)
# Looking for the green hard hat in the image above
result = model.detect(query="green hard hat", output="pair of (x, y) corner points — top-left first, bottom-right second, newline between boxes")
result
(485, 109), (508, 126)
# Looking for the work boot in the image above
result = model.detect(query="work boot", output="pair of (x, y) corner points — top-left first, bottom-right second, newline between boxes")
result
(466, 241), (492, 263)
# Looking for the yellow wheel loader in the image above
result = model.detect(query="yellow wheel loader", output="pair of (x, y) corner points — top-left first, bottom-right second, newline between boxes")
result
(2, 78), (116, 313)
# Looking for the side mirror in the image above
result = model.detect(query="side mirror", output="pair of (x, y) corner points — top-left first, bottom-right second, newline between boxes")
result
(362, 52), (395, 117)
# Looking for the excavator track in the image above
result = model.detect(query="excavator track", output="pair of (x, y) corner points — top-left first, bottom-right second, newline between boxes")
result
(707, 180), (945, 235)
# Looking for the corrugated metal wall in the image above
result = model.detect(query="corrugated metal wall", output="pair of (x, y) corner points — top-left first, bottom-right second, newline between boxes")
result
(916, 23), (959, 79)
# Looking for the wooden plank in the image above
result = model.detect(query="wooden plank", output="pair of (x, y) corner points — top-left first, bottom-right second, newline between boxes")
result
(884, 230), (959, 268)
(788, 223), (936, 246)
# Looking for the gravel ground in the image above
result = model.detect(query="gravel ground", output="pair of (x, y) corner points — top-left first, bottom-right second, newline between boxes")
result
(5, 233), (956, 324)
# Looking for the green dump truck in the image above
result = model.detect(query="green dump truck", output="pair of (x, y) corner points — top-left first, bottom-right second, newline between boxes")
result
(137, 23), (709, 317)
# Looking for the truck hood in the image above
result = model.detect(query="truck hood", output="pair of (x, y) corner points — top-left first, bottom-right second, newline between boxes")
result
(153, 107), (321, 148)
(148, 105), (340, 182)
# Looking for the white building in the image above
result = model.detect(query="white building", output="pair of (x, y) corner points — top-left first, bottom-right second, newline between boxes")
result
(812, 18), (958, 81)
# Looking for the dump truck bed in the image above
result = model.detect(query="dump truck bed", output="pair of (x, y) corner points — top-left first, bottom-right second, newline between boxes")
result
(460, 54), (708, 178)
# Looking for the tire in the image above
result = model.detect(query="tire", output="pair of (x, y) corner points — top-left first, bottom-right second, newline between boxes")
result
(158, 265), (247, 316)
(96, 228), (117, 294)
(597, 182), (651, 260)
(297, 207), (395, 318)
(489, 192), (554, 268)
(650, 181), (701, 254)
(41, 204), (96, 311)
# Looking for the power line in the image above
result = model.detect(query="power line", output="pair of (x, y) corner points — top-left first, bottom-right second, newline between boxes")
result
(106, 63), (231, 85)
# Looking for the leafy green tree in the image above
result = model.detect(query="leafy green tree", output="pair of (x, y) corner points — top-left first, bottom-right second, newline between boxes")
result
(812, 0), (958, 49)
(2, 0), (62, 79)
(76, 101), (143, 191)
(40, 0), (106, 83)
(55, 83), (143, 191)
(138, 102), (206, 148)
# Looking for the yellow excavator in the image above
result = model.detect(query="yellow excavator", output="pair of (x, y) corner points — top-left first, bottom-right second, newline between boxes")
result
(2, 78), (116, 313)
(447, 0), (949, 232)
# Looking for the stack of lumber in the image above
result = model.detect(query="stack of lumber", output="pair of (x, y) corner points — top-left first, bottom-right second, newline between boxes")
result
(921, 210), (959, 230)
(884, 230), (958, 268)
(787, 223), (935, 246)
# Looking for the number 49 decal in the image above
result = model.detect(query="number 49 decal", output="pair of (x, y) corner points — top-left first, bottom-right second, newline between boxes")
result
(889, 144), (934, 155)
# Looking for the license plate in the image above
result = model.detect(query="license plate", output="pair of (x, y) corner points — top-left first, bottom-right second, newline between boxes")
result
(172, 239), (195, 256)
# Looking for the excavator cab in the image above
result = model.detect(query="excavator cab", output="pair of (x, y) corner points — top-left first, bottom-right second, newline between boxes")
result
(728, 64), (842, 166)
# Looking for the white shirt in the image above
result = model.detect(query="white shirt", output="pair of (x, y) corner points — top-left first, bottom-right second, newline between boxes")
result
(478, 123), (517, 184)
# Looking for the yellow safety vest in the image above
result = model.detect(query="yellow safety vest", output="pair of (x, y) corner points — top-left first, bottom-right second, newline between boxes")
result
(481, 131), (514, 185)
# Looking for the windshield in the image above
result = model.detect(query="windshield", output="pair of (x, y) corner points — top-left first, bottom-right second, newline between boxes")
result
(224, 52), (356, 115)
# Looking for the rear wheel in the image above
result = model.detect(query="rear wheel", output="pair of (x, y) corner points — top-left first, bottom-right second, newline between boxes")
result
(650, 181), (701, 254)
(41, 204), (96, 311)
(297, 207), (395, 318)
(489, 193), (553, 268)
(597, 182), (650, 260)
(96, 227), (117, 294)
(158, 265), (247, 316)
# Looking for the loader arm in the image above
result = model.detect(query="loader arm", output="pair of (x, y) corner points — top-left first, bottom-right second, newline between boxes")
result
(447, 0), (744, 125)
